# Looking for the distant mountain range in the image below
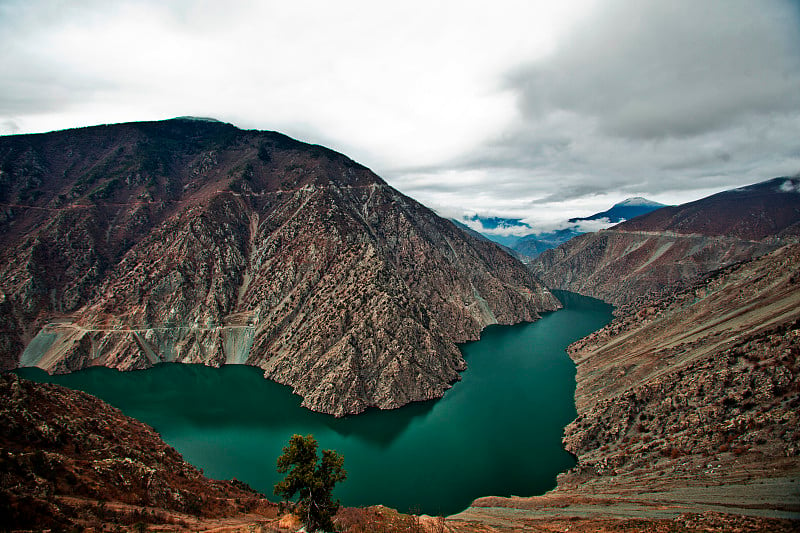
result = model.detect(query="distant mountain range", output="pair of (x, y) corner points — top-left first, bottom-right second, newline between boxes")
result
(456, 197), (666, 258)
(459, 215), (530, 248)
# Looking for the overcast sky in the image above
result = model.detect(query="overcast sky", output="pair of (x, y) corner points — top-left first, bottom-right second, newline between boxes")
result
(2, 0), (799, 233)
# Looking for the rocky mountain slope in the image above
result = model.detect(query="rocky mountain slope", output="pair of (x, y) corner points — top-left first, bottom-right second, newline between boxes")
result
(530, 177), (800, 307)
(452, 243), (800, 530)
(0, 372), (275, 531)
(0, 118), (559, 416)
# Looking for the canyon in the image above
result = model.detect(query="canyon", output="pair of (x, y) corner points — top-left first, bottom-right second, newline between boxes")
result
(453, 242), (800, 531)
(0, 118), (558, 416)
(449, 181), (800, 531)
(2, 118), (799, 531)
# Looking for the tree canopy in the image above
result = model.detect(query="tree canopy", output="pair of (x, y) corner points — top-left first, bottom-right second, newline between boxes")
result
(274, 434), (346, 532)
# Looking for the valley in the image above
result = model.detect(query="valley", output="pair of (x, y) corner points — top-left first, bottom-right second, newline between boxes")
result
(14, 290), (612, 517)
(1, 120), (799, 531)
(450, 239), (800, 530)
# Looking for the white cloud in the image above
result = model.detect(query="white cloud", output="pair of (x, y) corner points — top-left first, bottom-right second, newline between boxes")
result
(0, 0), (595, 166)
(1, 0), (798, 232)
(394, 0), (800, 229)
(780, 179), (800, 193)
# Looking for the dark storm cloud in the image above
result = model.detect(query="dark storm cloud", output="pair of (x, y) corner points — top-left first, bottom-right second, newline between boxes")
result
(507, 0), (800, 140)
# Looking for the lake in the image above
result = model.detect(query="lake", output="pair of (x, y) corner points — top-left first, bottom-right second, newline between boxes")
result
(16, 290), (613, 516)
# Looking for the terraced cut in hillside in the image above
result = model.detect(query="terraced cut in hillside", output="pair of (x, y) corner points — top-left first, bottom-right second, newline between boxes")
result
(0, 118), (559, 416)
(530, 177), (800, 308)
(452, 243), (800, 530)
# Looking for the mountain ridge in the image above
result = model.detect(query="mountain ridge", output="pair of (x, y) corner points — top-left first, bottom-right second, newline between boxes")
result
(530, 177), (800, 307)
(0, 118), (560, 416)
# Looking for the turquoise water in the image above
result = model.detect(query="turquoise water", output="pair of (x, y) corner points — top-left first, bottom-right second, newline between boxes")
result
(16, 290), (612, 515)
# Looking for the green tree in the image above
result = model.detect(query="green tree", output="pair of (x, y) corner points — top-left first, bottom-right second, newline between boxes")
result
(274, 434), (346, 532)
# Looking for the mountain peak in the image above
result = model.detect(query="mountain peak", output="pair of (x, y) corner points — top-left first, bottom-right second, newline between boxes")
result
(615, 197), (665, 207)
(569, 197), (666, 225)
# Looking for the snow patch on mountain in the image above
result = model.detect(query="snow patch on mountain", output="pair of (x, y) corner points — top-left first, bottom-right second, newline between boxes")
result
(616, 197), (665, 207)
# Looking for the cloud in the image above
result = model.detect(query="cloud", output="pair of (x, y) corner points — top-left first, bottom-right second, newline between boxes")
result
(0, 0), (593, 168)
(0, 120), (20, 135)
(780, 178), (800, 193)
(391, 0), (800, 229)
(1, 1), (798, 232)
(572, 218), (616, 233)
(509, 1), (800, 139)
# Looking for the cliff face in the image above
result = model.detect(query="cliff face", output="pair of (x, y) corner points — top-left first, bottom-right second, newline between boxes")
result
(0, 118), (559, 416)
(0, 373), (274, 530)
(530, 177), (800, 308)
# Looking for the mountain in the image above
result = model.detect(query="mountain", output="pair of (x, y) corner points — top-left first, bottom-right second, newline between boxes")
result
(509, 197), (665, 259)
(529, 177), (800, 307)
(454, 197), (664, 259)
(0, 373), (275, 530)
(0, 118), (559, 416)
(453, 243), (800, 530)
(511, 228), (582, 259)
(620, 180), (800, 239)
(568, 196), (665, 224)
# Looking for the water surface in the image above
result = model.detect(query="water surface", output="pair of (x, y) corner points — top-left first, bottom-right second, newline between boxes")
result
(17, 290), (612, 515)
